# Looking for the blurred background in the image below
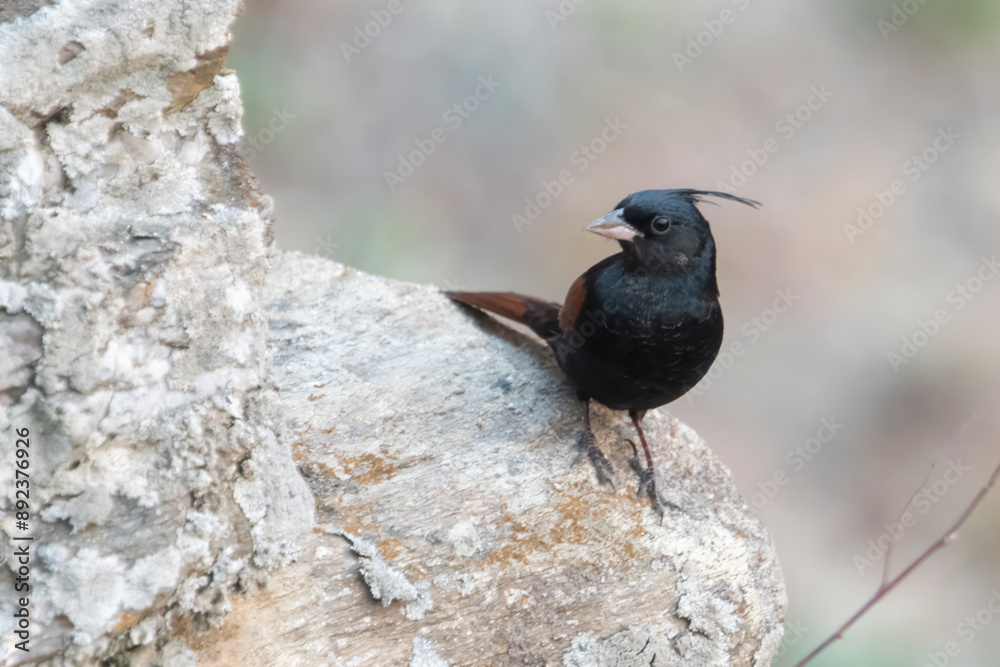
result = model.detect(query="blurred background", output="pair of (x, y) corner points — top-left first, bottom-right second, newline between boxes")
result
(230, 1), (1000, 664)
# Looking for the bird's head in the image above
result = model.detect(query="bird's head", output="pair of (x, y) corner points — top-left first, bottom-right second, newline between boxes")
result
(585, 189), (759, 275)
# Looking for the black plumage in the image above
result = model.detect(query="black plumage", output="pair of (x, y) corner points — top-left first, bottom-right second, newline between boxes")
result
(447, 189), (758, 514)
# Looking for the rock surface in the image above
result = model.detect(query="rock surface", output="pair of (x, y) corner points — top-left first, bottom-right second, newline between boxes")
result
(188, 252), (787, 666)
(0, 0), (784, 662)
(0, 2), (312, 664)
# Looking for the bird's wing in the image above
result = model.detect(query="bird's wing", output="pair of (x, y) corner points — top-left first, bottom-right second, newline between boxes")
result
(558, 276), (586, 333)
(557, 253), (623, 332)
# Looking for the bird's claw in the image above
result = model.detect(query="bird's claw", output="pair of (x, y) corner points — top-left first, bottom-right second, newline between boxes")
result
(626, 439), (642, 474)
(577, 430), (615, 488)
(627, 439), (665, 520)
(638, 468), (665, 520)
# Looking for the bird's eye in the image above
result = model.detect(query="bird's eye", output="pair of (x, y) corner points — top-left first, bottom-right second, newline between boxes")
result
(651, 217), (672, 233)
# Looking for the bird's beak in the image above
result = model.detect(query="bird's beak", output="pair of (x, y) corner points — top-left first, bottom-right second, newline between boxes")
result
(584, 209), (641, 241)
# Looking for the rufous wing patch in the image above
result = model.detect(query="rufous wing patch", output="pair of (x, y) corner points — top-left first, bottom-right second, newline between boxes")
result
(558, 276), (587, 333)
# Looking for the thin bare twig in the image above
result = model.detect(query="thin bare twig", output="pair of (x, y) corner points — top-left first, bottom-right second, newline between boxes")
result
(792, 461), (1000, 667)
(883, 408), (987, 585)
(881, 463), (936, 588)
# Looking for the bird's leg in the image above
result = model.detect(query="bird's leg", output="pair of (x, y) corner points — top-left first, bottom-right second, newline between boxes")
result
(628, 410), (664, 518)
(577, 398), (614, 487)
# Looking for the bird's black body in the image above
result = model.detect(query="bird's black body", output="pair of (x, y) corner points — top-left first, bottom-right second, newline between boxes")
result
(447, 188), (757, 514)
(549, 250), (723, 412)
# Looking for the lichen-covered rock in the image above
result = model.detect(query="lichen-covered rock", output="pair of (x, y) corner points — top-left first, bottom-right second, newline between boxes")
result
(188, 252), (786, 666)
(0, 2), (312, 664)
(0, 0), (784, 663)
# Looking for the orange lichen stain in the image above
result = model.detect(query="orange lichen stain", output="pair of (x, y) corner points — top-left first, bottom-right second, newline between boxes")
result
(549, 487), (647, 556)
(338, 502), (380, 536)
(378, 538), (404, 560)
(485, 515), (551, 569)
(290, 440), (312, 463)
(114, 611), (140, 632)
(307, 393), (326, 401)
(335, 451), (399, 485)
(321, 426), (336, 434)
(552, 510), (589, 544)
(485, 541), (532, 569)
(508, 520), (530, 534)
(551, 489), (603, 544)
(482, 492), (653, 571)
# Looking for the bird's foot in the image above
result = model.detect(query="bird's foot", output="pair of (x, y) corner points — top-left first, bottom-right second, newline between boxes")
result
(577, 429), (615, 488)
(627, 440), (665, 521)
(626, 439), (642, 475)
(638, 468), (665, 521)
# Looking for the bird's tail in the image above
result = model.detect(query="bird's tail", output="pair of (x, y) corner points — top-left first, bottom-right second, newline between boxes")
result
(444, 291), (562, 339)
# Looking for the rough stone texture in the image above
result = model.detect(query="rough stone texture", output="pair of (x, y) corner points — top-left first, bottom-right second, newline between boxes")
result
(0, 0), (785, 663)
(186, 252), (786, 666)
(0, 1), (312, 664)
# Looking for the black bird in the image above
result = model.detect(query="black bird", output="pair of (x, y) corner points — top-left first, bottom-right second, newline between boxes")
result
(446, 189), (758, 515)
